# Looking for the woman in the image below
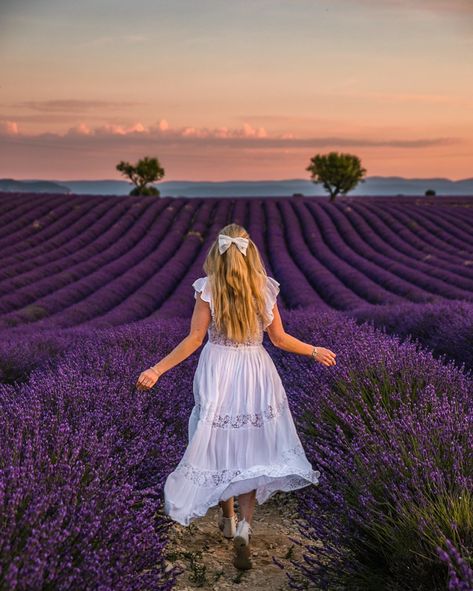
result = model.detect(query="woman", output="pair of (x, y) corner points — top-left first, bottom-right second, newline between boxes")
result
(136, 223), (336, 570)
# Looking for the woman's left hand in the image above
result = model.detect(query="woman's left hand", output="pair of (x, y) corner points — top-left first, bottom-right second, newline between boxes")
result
(135, 368), (161, 391)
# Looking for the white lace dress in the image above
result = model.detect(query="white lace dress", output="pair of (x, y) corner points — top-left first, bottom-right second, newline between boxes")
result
(163, 275), (320, 526)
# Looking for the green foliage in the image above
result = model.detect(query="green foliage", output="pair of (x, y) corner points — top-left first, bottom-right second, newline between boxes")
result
(305, 361), (472, 590)
(129, 185), (159, 196)
(343, 489), (473, 591)
(306, 151), (367, 201)
(116, 156), (165, 196)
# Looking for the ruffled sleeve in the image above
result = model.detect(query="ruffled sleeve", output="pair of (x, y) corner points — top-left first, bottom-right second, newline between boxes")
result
(192, 276), (212, 304)
(263, 276), (280, 330)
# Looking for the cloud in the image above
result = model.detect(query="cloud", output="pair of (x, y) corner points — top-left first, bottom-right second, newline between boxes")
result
(66, 123), (92, 136)
(0, 118), (460, 151)
(13, 99), (146, 113)
(90, 122), (148, 136)
(177, 122), (268, 140)
(0, 120), (19, 135)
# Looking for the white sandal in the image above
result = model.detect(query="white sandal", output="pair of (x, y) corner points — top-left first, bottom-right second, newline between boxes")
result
(233, 518), (253, 570)
(217, 506), (238, 538)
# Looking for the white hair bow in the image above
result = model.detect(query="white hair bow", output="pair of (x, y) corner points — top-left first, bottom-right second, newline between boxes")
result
(218, 234), (249, 256)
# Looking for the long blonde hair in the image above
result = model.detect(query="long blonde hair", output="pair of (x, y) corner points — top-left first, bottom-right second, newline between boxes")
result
(203, 223), (271, 343)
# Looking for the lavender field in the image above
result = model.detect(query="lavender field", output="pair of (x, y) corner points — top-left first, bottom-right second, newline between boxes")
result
(0, 191), (472, 590)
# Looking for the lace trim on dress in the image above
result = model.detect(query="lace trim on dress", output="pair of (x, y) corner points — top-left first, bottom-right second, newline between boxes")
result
(162, 443), (320, 525)
(196, 396), (289, 429)
(207, 318), (264, 347)
(173, 443), (317, 489)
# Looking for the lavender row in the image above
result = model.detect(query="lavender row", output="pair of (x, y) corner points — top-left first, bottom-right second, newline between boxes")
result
(0, 200), (194, 328)
(385, 202), (473, 251)
(351, 200), (473, 275)
(305, 201), (440, 301)
(82, 199), (219, 326)
(291, 200), (409, 305)
(279, 200), (389, 309)
(321, 201), (473, 292)
(0, 197), (148, 282)
(321, 200), (472, 279)
(343, 200), (470, 270)
(44, 200), (205, 328)
(247, 199), (275, 278)
(0, 198), (160, 298)
(263, 199), (327, 310)
(0, 197), (108, 263)
(350, 202), (473, 272)
(0, 198), (170, 312)
(326, 202), (473, 298)
(0, 193), (70, 250)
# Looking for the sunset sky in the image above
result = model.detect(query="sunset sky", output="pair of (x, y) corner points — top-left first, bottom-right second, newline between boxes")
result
(0, 0), (472, 181)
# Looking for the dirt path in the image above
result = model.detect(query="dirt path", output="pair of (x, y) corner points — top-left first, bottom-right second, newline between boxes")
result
(164, 491), (321, 590)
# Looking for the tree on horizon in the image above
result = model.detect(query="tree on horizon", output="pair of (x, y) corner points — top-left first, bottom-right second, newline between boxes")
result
(116, 156), (165, 196)
(306, 151), (367, 201)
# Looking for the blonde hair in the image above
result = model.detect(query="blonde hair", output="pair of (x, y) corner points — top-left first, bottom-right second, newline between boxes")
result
(203, 223), (271, 343)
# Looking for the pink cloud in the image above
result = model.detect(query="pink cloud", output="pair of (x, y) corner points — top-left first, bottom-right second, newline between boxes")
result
(0, 120), (19, 135)
(92, 122), (148, 136)
(242, 123), (267, 138)
(0, 117), (460, 151)
(66, 123), (92, 136)
(147, 121), (269, 140)
(0, 117), (469, 180)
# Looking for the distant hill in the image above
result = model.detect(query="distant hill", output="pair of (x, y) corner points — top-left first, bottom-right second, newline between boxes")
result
(0, 178), (71, 194)
(1, 176), (472, 197)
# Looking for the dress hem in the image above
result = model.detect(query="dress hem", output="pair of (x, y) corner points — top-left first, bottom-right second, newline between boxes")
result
(164, 466), (320, 527)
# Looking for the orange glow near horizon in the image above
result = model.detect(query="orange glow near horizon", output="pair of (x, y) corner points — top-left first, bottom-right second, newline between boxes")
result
(0, 0), (472, 181)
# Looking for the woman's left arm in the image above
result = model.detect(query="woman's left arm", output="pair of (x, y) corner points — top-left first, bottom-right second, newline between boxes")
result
(135, 295), (211, 390)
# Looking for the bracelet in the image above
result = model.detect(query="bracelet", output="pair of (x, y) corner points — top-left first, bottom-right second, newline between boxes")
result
(311, 346), (318, 361)
(149, 367), (162, 377)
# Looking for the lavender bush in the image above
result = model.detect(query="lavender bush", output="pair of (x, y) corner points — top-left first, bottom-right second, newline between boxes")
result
(0, 320), (193, 590)
(437, 539), (473, 591)
(274, 309), (473, 590)
(349, 299), (473, 376)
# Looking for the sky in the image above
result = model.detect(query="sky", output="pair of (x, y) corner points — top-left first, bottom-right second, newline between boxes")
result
(0, 0), (472, 181)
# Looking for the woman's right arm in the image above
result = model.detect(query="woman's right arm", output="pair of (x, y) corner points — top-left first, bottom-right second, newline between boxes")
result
(266, 304), (337, 367)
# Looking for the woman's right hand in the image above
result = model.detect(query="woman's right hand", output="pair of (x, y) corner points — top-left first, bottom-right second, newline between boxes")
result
(314, 347), (337, 366)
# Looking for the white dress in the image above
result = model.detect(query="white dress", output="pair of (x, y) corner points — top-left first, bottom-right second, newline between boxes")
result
(163, 275), (320, 526)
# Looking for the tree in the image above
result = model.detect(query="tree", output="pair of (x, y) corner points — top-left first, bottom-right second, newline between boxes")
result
(425, 189), (436, 196)
(116, 156), (165, 196)
(306, 151), (367, 202)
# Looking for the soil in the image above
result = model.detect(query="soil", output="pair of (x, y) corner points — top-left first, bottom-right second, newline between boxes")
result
(163, 491), (322, 590)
